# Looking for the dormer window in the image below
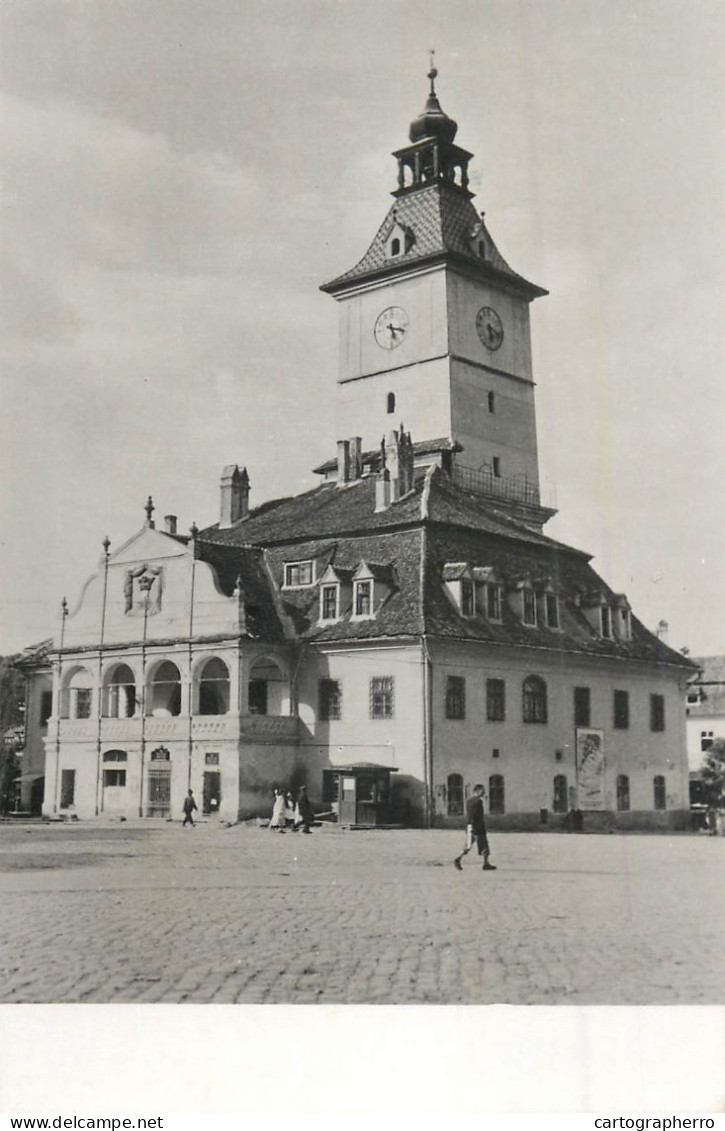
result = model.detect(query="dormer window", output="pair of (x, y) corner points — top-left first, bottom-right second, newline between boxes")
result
(487, 585), (502, 621)
(354, 580), (372, 617)
(580, 590), (618, 640)
(317, 563), (352, 623)
(522, 587), (537, 626)
(545, 593), (559, 629)
(385, 220), (414, 260)
(601, 605), (612, 638)
(443, 563), (476, 617)
(351, 560), (394, 620)
(284, 560), (314, 588)
(321, 584), (338, 623)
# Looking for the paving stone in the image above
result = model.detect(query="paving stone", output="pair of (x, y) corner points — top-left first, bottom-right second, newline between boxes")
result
(0, 824), (723, 1004)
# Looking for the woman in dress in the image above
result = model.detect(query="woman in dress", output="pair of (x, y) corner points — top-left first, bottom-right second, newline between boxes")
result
(269, 787), (286, 832)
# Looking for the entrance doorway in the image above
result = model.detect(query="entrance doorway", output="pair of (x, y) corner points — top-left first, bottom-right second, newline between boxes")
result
(203, 770), (221, 816)
(147, 766), (171, 817)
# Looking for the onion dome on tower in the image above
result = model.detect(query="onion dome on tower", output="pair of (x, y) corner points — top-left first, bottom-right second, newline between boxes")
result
(409, 56), (458, 144)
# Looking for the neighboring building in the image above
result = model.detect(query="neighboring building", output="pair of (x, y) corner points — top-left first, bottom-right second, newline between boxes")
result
(20, 67), (695, 828)
(686, 657), (725, 771)
(13, 641), (53, 815)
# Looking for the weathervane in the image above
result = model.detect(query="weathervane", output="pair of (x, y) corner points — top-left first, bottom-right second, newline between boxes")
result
(428, 48), (437, 94)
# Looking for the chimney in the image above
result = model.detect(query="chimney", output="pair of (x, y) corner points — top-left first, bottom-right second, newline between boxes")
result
(656, 619), (669, 644)
(349, 436), (362, 480)
(375, 468), (391, 512)
(337, 440), (351, 484)
(164, 515), (177, 535)
(386, 425), (414, 501)
(220, 465), (250, 528)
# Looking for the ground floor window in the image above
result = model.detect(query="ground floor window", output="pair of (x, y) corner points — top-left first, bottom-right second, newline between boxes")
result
(60, 768), (75, 808)
(446, 773), (464, 816)
(489, 774), (505, 814)
(370, 676), (394, 719)
(653, 775), (666, 810)
(552, 774), (568, 813)
(617, 774), (630, 811)
(103, 769), (126, 788)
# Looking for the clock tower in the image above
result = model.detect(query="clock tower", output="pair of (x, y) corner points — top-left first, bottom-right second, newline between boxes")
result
(321, 62), (549, 509)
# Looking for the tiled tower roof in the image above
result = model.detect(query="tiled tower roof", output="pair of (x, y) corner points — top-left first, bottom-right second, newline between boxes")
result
(321, 183), (546, 298)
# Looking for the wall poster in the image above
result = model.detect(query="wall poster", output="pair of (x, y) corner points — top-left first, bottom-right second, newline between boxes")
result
(575, 728), (605, 810)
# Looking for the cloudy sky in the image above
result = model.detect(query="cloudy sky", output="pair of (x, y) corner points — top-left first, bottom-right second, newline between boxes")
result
(1, 0), (723, 656)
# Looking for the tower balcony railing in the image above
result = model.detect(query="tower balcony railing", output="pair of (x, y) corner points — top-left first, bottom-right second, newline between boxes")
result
(452, 464), (557, 510)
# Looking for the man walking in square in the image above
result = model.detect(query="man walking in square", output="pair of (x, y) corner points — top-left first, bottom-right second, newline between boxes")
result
(182, 789), (198, 828)
(453, 783), (496, 871)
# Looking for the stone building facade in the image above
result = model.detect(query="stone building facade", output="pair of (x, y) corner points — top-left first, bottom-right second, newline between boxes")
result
(21, 67), (694, 829)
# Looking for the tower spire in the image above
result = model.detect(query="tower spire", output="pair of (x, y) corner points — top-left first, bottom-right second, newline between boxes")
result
(428, 49), (437, 95)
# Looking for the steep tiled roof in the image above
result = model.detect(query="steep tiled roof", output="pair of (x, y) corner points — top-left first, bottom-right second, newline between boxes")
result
(687, 656), (725, 716)
(321, 183), (546, 297)
(264, 530), (424, 641)
(421, 523), (692, 668)
(195, 542), (288, 642)
(199, 477), (425, 545)
(198, 467), (693, 669)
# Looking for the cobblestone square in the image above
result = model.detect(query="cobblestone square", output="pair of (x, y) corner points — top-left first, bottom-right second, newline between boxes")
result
(0, 821), (723, 1005)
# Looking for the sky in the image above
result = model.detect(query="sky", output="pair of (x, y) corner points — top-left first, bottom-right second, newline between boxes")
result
(1, 0), (723, 656)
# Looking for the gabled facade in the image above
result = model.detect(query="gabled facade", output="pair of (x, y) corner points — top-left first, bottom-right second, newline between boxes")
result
(19, 67), (695, 829)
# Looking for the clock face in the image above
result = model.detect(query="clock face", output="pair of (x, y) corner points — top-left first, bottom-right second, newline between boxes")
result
(476, 306), (504, 351)
(374, 306), (409, 350)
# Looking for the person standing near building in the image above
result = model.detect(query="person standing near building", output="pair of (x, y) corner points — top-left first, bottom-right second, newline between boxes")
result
(182, 789), (198, 828)
(295, 785), (314, 834)
(453, 784), (496, 871)
(269, 787), (286, 832)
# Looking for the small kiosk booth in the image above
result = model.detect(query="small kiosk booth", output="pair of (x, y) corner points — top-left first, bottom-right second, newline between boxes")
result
(324, 762), (399, 827)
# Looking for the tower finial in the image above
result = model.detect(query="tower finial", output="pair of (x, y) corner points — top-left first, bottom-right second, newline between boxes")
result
(144, 495), (155, 528)
(428, 49), (437, 94)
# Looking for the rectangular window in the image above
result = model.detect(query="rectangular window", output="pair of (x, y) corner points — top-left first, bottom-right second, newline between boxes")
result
(445, 676), (466, 720)
(60, 769), (75, 808)
(701, 731), (714, 752)
(613, 690), (629, 729)
(616, 774), (630, 812)
(75, 688), (92, 719)
(601, 606), (612, 638)
(204, 752), (220, 766)
(40, 690), (53, 726)
(486, 678), (506, 722)
(545, 593), (559, 629)
(653, 775), (666, 810)
(461, 580), (475, 616)
(370, 676), (394, 720)
(319, 678), (342, 722)
(650, 694), (665, 732)
(574, 686), (591, 728)
(486, 586), (502, 620)
(489, 775), (505, 814)
(355, 580), (372, 617)
(103, 769), (126, 788)
(284, 561), (313, 587)
(321, 585), (338, 621)
(523, 589), (537, 626)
